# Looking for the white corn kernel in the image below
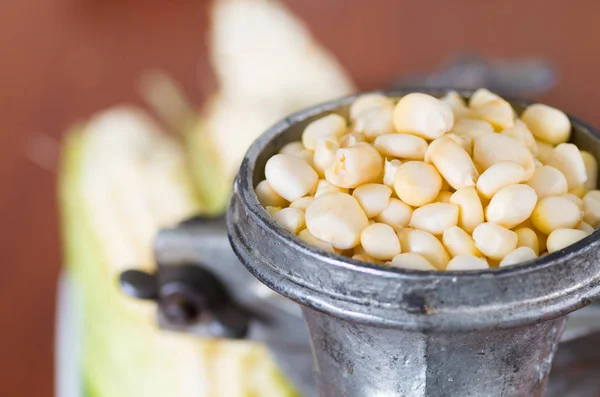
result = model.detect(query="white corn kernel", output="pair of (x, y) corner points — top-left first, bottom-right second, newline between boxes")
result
(393, 93), (454, 140)
(350, 94), (393, 118)
(290, 196), (314, 211)
(402, 229), (450, 270)
(473, 133), (536, 178)
(339, 132), (366, 147)
(350, 96), (395, 140)
(272, 207), (306, 234)
(499, 247), (538, 267)
(266, 206), (282, 216)
(569, 184), (587, 198)
(313, 138), (339, 176)
(298, 229), (335, 253)
(472, 222), (518, 260)
(450, 187), (485, 234)
(471, 99), (515, 131)
(360, 223), (402, 260)
(393, 161), (442, 206)
(536, 140), (555, 163)
(546, 143), (587, 189)
(526, 165), (568, 199)
(521, 103), (571, 145)
(581, 151), (598, 190)
(576, 221), (595, 233)
(390, 253), (437, 271)
(440, 91), (470, 119)
(583, 190), (600, 226)
(446, 254), (489, 271)
(425, 136), (479, 190)
(562, 193), (584, 210)
(435, 191), (453, 203)
(374, 198), (413, 231)
(305, 192), (369, 250)
(352, 254), (382, 264)
(279, 141), (314, 164)
(302, 114), (346, 150)
(396, 227), (414, 249)
(476, 161), (528, 199)
(383, 159), (403, 187)
(515, 227), (540, 256)
(531, 196), (583, 234)
(265, 154), (318, 201)
(256, 180), (289, 207)
(501, 120), (538, 155)
(442, 226), (482, 258)
(374, 134), (428, 160)
(353, 183), (392, 218)
(547, 228), (590, 253)
(315, 179), (348, 197)
(469, 88), (501, 108)
(485, 184), (537, 229)
(410, 203), (459, 235)
(445, 133), (473, 155)
(325, 143), (383, 188)
(450, 118), (494, 141)
(280, 141), (305, 155)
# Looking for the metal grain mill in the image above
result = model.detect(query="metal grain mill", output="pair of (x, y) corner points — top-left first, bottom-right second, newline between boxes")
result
(121, 88), (600, 397)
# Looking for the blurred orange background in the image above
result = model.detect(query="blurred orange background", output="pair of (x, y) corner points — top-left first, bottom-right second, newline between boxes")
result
(2, 1), (600, 396)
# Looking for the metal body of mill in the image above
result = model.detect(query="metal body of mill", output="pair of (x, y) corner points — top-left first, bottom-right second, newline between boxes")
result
(121, 87), (600, 397)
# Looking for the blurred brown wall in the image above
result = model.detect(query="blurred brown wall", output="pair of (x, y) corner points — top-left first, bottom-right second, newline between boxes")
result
(2, 1), (600, 396)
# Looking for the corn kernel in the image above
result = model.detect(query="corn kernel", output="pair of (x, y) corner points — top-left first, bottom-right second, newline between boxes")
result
(298, 229), (335, 253)
(360, 223), (402, 260)
(425, 136), (479, 190)
(469, 88), (501, 108)
(476, 161), (528, 199)
(583, 190), (600, 226)
(514, 227), (540, 256)
(325, 143), (383, 188)
(501, 120), (538, 155)
(393, 93), (454, 139)
(472, 222), (518, 260)
(547, 228), (590, 253)
(272, 207), (306, 234)
(446, 254), (489, 271)
(531, 196), (583, 234)
(374, 134), (428, 160)
(499, 247), (537, 267)
(402, 229), (450, 270)
(353, 183), (392, 218)
(315, 179), (348, 197)
(289, 196), (314, 211)
(449, 186), (484, 234)
(383, 159), (403, 187)
(265, 153), (318, 201)
(374, 198), (413, 231)
(526, 165), (568, 199)
(410, 202), (459, 235)
(305, 192), (369, 250)
(313, 138), (339, 176)
(471, 99), (515, 130)
(442, 226), (482, 258)
(546, 143), (588, 189)
(256, 180), (288, 207)
(390, 253), (437, 271)
(581, 150), (598, 190)
(473, 133), (535, 178)
(521, 103), (571, 145)
(302, 113), (346, 150)
(393, 161), (442, 207)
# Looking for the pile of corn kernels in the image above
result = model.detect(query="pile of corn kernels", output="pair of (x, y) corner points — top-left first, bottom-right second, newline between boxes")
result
(255, 89), (600, 271)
